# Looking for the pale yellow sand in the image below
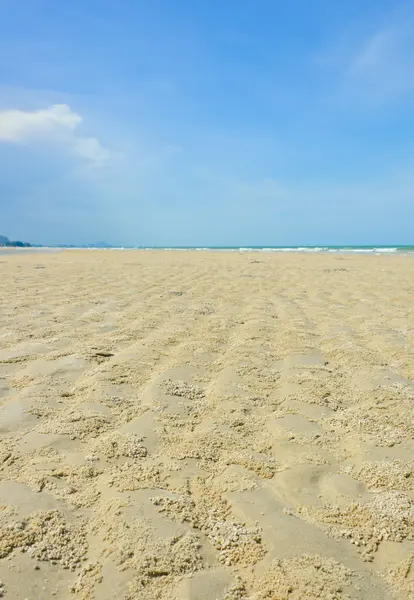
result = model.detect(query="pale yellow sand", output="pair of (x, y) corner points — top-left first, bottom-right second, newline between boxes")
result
(0, 250), (414, 600)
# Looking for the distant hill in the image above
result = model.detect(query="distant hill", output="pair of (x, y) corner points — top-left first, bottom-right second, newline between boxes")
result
(0, 236), (117, 249)
(88, 241), (112, 248)
(0, 235), (32, 247)
(56, 241), (113, 248)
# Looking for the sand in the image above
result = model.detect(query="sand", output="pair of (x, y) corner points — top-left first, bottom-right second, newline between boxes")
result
(0, 249), (413, 600)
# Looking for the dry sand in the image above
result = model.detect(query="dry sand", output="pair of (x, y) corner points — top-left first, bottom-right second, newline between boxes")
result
(0, 249), (414, 600)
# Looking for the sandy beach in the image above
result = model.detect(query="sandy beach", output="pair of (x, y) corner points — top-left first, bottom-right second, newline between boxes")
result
(0, 249), (413, 600)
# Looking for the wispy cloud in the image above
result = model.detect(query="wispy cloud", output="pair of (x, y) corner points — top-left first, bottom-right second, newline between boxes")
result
(317, 10), (414, 105)
(348, 24), (414, 99)
(349, 30), (394, 75)
(74, 137), (112, 163)
(0, 104), (111, 164)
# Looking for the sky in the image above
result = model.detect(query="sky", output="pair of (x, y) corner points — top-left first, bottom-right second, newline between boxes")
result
(1, 0), (414, 246)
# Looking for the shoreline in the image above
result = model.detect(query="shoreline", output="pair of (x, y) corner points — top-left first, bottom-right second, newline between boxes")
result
(2, 245), (413, 256)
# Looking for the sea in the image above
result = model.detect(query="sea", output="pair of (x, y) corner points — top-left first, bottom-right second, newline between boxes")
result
(5, 245), (412, 254)
(96, 245), (414, 254)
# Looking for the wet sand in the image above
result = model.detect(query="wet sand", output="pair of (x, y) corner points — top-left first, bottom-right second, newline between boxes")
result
(0, 250), (413, 599)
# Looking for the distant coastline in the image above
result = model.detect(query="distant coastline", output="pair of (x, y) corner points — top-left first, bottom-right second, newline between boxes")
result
(0, 234), (32, 248)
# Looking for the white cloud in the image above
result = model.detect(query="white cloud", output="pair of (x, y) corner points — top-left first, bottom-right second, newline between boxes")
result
(74, 137), (112, 163)
(0, 103), (111, 164)
(0, 104), (80, 141)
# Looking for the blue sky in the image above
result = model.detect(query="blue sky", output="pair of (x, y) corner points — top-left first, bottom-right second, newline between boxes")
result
(1, 0), (414, 246)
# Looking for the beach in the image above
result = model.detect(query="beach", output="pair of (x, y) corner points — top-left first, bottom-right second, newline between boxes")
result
(0, 249), (413, 599)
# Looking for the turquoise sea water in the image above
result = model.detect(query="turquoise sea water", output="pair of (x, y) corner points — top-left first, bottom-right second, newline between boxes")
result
(107, 245), (414, 253)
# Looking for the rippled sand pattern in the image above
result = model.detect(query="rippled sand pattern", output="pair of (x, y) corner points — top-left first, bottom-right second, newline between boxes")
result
(0, 250), (414, 599)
